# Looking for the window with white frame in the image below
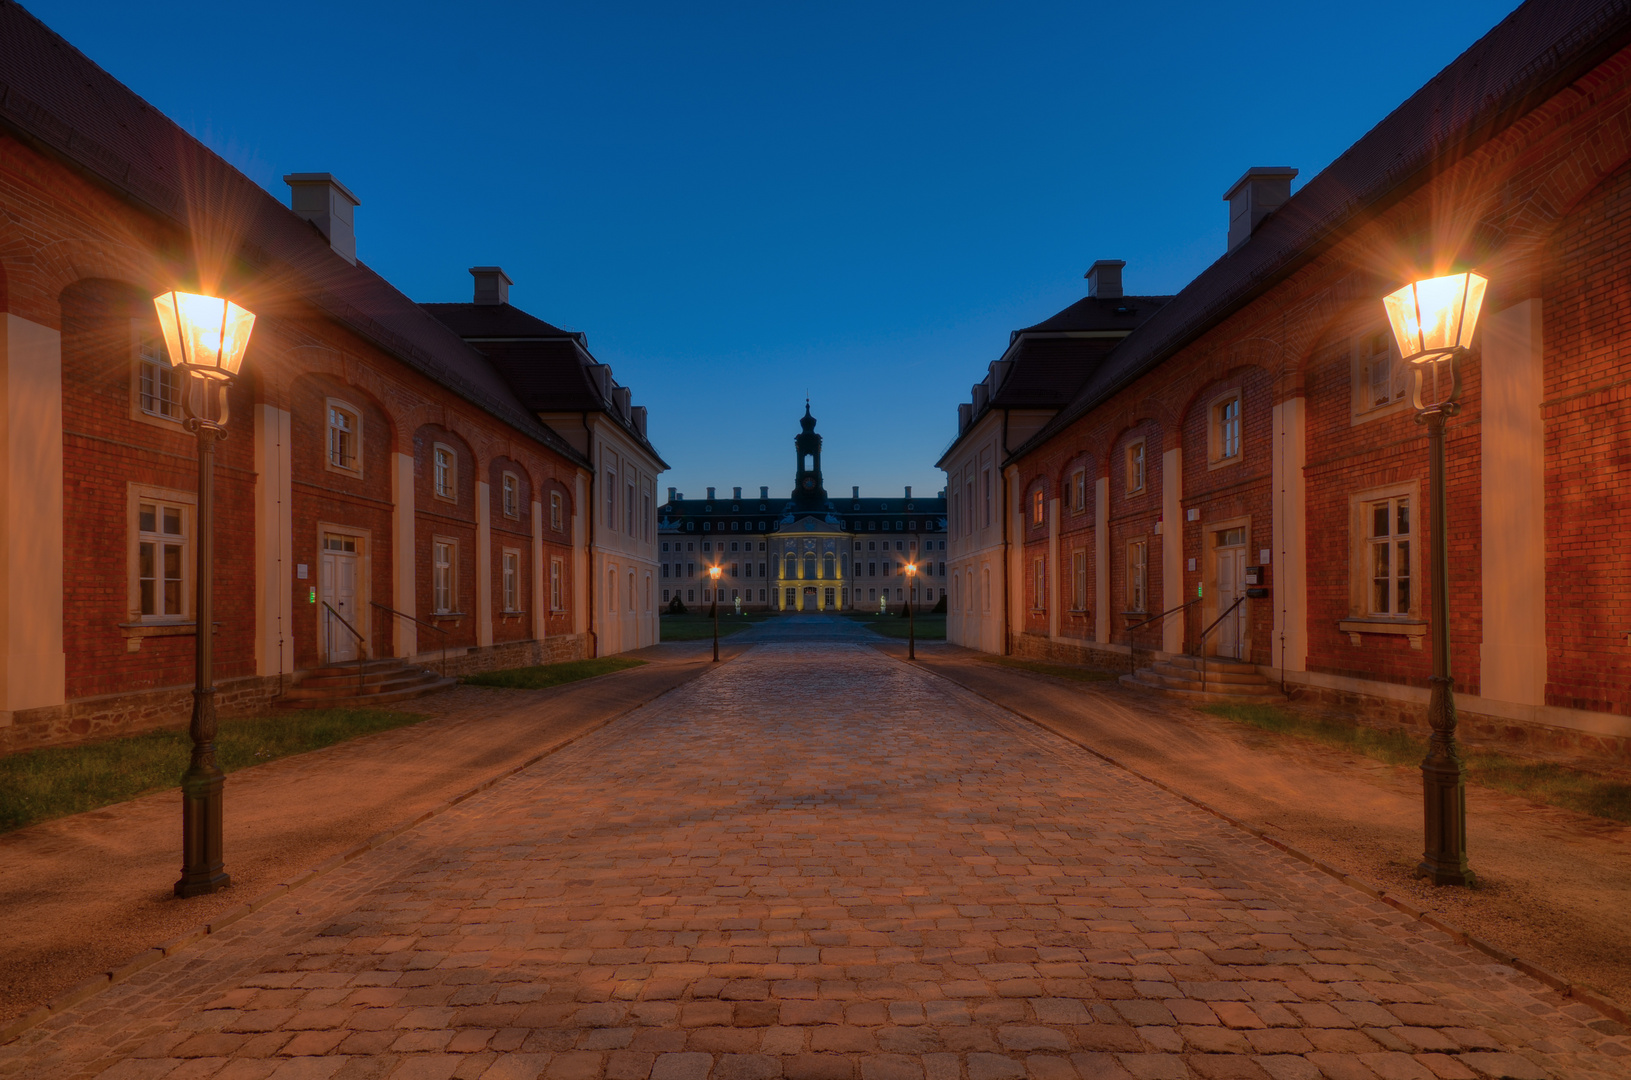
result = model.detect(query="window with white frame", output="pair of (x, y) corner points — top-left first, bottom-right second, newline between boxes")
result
(1356, 328), (1408, 415)
(1127, 538), (1148, 612)
(137, 333), (182, 422)
(981, 565), (991, 611)
(1072, 469), (1087, 513)
(433, 444), (457, 501)
(327, 401), (361, 476)
(1126, 439), (1146, 494)
(1072, 549), (1087, 611)
(1211, 391), (1242, 465)
(626, 477), (636, 538)
(550, 491), (563, 531)
(605, 452), (619, 530)
(502, 472), (519, 518)
(1367, 494), (1412, 616)
(135, 497), (189, 618)
(433, 539), (456, 613)
(550, 556), (564, 610)
(502, 549), (521, 612)
(1032, 558), (1045, 611)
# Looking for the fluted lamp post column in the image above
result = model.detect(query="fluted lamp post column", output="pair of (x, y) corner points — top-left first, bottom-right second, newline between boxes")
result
(153, 290), (256, 898)
(708, 564), (722, 662)
(1382, 270), (1487, 888)
(904, 562), (917, 661)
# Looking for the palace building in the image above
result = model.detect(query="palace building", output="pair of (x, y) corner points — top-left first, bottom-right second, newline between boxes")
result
(941, 0), (1631, 758)
(659, 406), (947, 612)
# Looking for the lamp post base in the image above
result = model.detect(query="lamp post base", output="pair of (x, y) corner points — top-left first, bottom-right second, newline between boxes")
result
(175, 757), (230, 896)
(1416, 674), (1475, 887)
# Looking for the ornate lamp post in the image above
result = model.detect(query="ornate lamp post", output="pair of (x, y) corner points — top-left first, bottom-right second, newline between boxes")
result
(1382, 270), (1487, 887)
(904, 562), (918, 661)
(708, 564), (722, 662)
(153, 290), (255, 898)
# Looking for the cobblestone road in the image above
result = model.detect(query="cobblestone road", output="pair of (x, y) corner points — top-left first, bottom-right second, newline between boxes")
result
(3, 644), (1625, 1080)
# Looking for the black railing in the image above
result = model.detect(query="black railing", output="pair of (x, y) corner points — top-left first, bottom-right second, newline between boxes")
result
(1121, 597), (1201, 676)
(321, 602), (366, 697)
(1193, 595), (1248, 695)
(370, 601), (451, 677)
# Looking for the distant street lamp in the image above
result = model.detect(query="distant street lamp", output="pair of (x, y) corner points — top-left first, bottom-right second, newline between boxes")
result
(1382, 270), (1487, 888)
(904, 562), (918, 661)
(153, 290), (255, 898)
(708, 564), (722, 662)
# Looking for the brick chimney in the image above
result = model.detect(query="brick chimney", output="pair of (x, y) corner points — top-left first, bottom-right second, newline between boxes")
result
(668, 486), (676, 502)
(853, 486), (859, 498)
(470, 266), (512, 305)
(760, 486), (768, 499)
(1085, 260), (1125, 298)
(285, 173), (360, 264)
(904, 486), (912, 498)
(707, 487), (716, 500)
(1224, 167), (1297, 252)
(733, 487), (742, 499)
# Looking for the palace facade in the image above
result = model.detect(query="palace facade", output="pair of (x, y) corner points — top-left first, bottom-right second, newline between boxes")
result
(0, 4), (662, 750)
(659, 406), (947, 612)
(940, 0), (1631, 756)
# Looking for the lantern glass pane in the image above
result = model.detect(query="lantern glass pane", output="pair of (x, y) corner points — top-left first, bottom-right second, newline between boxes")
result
(1382, 272), (1488, 362)
(151, 291), (256, 377)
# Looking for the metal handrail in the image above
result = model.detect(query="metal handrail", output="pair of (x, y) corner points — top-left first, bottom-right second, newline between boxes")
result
(321, 601), (366, 697)
(1122, 597), (1201, 676)
(370, 601), (450, 677)
(1193, 595), (1248, 695)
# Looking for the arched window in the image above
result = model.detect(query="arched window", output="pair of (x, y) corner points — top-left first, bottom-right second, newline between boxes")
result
(822, 553), (835, 579)
(803, 555), (817, 579)
(784, 555), (797, 578)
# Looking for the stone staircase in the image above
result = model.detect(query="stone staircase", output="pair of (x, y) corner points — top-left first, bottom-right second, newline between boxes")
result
(275, 657), (456, 710)
(1120, 653), (1282, 703)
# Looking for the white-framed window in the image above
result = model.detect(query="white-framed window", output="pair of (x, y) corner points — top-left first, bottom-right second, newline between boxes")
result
(605, 452), (619, 530)
(327, 399), (362, 477)
(626, 476), (637, 538)
(433, 538), (456, 613)
(1072, 549), (1087, 611)
(136, 332), (182, 423)
(1032, 558), (1045, 612)
(1031, 488), (1045, 526)
(502, 549), (521, 612)
(550, 556), (564, 611)
(1072, 469), (1087, 513)
(550, 491), (563, 531)
(1210, 391), (1242, 465)
(642, 487), (652, 542)
(1367, 495), (1412, 616)
(981, 565), (991, 612)
(1125, 439), (1146, 495)
(981, 451), (993, 528)
(433, 443), (457, 501)
(130, 488), (192, 620)
(1127, 538), (1148, 612)
(502, 472), (520, 518)
(627, 570), (636, 611)
(1354, 327), (1409, 418)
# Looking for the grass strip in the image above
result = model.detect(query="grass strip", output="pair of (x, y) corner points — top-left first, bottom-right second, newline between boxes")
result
(981, 656), (1117, 683)
(1202, 702), (1631, 823)
(860, 614), (947, 640)
(659, 614), (772, 641)
(460, 656), (646, 689)
(0, 708), (427, 834)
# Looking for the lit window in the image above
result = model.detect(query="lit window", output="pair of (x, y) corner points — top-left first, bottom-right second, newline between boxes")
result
(328, 402), (361, 474)
(137, 500), (187, 617)
(1126, 440), (1146, 494)
(433, 539), (455, 613)
(138, 335), (181, 421)
(503, 550), (520, 612)
(1369, 496), (1412, 615)
(502, 473), (519, 518)
(434, 444), (456, 500)
(1032, 489), (1045, 526)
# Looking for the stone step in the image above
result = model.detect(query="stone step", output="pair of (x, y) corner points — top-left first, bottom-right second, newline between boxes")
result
(275, 674), (457, 710)
(1145, 662), (1267, 686)
(1119, 671), (1283, 703)
(1161, 653), (1259, 675)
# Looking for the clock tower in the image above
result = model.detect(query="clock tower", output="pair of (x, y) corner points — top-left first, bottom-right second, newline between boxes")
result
(790, 400), (829, 512)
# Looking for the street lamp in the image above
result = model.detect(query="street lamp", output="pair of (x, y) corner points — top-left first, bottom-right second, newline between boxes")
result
(708, 564), (722, 662)
(1382, 270), (1487, 888)
(904, 562), (917, 661)
(153, 290), (255, 898)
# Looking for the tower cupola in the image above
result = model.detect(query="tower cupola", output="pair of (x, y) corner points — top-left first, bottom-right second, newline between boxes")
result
(791, 400), (828, 510)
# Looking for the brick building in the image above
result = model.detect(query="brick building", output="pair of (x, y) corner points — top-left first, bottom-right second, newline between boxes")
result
(0, 2), (660, 749)
(942, 0), (1631, 755)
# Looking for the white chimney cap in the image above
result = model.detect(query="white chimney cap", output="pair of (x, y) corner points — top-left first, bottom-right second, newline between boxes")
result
(284, 173), (360, 265)
(470, 266), (512, 305)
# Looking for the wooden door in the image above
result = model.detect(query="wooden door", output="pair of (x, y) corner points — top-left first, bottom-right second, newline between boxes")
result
(1213, 538), (1246, 659)
(321, 536), (360, 662)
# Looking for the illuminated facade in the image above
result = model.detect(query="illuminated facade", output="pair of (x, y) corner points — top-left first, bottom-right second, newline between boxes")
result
(659, 406), (947, 612)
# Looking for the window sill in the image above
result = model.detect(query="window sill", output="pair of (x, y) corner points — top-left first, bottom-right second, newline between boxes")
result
(1339, 618), (1427, 648)
(119, 620), (220, 653)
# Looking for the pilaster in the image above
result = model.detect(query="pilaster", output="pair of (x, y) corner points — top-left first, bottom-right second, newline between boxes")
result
(391, 451), (417, 658)
(1271, 396), (1308, 672)
(1161, 447), (1183, 654)
(253, 404), (294, 677)
(531, 499), (546, 644)
(476, 480), (493, 647)
(1095, 476), (1109, 644)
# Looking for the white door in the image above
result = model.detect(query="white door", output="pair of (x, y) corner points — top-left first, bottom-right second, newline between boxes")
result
(321, 536), (360, 662)
(1213, 538), (1247, 659)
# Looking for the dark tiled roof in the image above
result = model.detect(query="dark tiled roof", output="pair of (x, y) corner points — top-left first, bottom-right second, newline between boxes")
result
(1019, 294), (1171, 334)
(1015, 0), (1631, 459)
(0, 1), (590, 469)
(422, 302), (668, 467)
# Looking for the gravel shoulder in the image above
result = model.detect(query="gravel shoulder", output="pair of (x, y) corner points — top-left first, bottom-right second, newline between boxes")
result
(0, 642), (739, 1027)
(894, 641), (1631, 1011)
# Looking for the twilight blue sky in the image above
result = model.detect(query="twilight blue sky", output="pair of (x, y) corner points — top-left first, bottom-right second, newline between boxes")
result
(32, 0), (1518, 500)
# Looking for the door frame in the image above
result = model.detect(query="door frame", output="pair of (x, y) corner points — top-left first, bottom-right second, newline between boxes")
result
(315, 521), (372, 663)
(1202, 514), (1250, 659)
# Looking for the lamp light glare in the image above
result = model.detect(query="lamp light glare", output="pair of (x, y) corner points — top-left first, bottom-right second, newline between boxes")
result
(153, 291), (255, 379)
(1382, 272), (1487, 364)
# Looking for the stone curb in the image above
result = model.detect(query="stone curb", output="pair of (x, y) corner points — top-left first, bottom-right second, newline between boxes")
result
(906, 654), (1631, 1031)
(0, 656), (729, 1048)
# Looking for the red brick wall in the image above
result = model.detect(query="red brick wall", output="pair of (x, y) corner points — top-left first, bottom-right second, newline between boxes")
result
(1543, 159), (1631, 714)
(488, 456), (532, 645)
(414, 425), (478, 651)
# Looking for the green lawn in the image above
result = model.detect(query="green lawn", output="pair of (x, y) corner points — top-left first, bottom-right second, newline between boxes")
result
(852, 612), (947, 640)
(659, 612), (775, 641)
(0, 707), (427, 834)
(981, 656), (1118, 683)
(460, 656), (645, 689)
(1202, 702), (1631, 824)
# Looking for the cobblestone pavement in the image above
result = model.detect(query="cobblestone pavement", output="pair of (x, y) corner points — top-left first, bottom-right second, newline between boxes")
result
(3, 643), (1626, 1080)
